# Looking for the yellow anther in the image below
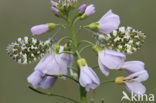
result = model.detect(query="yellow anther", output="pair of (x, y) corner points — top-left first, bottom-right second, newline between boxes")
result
(115, 76), (125, 84)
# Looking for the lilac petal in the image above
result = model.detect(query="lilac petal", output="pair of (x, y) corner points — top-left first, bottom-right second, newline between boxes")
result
(39, 76), (57, 89)
(50, 0), (58, 6)
(125, 82), (146, 96)
(35, 53), (67, 75)
(59, 46), (74, 66)
(79, 66), (100, 91)
(85, 4), (95, 16)
(78, 4), (87, 14)
(51, 7), (59, 14)
(98, 58), (109, 76)
(121, 61), (145, 73)
(98, 10), (120, 34)
(27, 71), (44, 88)
(31, 24), (49, 35)
(99, 50), (126, 69)
(125, 70), (149, 82)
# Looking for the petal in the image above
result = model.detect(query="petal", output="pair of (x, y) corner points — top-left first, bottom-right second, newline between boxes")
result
(125, 82), (146, 96)
(98, 10), (120, 34)
(39, 76), (57, 89)
(121, 61), (145, 73)
(31, 24), (49, 35)
(99, 50), (125, 69)
(27, 71), (44, 88)
(79, 66), (100, 91)
(98, 58), (109, 76)
(85, 4), (95, 16)
(125, 70), (149, 82)
(79, 68), (92, 87)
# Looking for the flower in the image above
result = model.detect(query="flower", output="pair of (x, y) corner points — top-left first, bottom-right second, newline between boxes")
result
(78, 4), (87, 14)
(51, 7), (59, 15)
(98, 49), (126, 76)
(31, 23), (58, 35)
(115, 70), (149, 96)
(51, 0), (58, 6)
(81, 4), (95, 19)
(27, 46), (73, 88)
(78, 58), (100, 91)
(27, 70), (57, 89)
(85, 10), (120, 34)
(121, 61), (145, 73)
(34, 49), (72, 75)
(31, 24), (49, 35)
(98, 10), (120, 34)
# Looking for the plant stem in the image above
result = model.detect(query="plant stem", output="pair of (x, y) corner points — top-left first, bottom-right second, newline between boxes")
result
(45, 74), (79, 83)
(68, 17), (87, 103)
(28, 85), (79, 103)
(101, 80), (114, 85)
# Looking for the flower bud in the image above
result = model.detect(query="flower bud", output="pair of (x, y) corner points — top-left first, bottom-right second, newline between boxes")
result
(31, 23), (59, 35)
(81, 4), (95, 19)
(78, 4), (87, 14)
(51, 7), (59, 15)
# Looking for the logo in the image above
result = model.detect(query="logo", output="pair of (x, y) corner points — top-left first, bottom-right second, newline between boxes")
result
(121, 91), (155, 102)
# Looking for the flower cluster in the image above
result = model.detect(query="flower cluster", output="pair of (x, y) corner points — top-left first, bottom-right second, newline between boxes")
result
(6, 0), (149, 103)
(95, 26), (146, 54)
(7, 37), (52, 64)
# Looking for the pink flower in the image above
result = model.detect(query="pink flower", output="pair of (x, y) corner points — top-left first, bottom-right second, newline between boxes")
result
(98, 49), (126, 76)
(31, 24), (49, 35)
(98, 10), (120, 34)
(85, 4), (95, 16)
(79, 66), (100, 91)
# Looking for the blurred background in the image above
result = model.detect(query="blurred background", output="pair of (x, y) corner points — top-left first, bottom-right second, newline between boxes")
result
(0, 0), (156, 103)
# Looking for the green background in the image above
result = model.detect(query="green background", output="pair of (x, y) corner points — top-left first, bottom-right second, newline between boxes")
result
(0, 0), (156, 103)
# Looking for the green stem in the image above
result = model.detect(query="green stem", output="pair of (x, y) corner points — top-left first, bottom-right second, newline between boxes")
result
(79, 45), (92, 54)
(59, 51), (73, 54)
(57, 36), (71, 45)
(28, 85), (79, 103)
(68, 17), (87, 103)
(101, 80), (114, 85)
(45, 74), (79, 83)
(79, 40), (95, 46)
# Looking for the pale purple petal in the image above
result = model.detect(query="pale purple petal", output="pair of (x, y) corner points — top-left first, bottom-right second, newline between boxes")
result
(85, 4), (95, 16)
(125, 82), (146, 96)
(98, 50), (126, 69)
(78, 4), (87, 14)
(35, 53), (67, 75)
(51, 7), (59, 14)
(98, 58), (109, 76)
(125, 70), (149, 82)
(31, 24), (49, 35)
(121, 61), (145, 73)
(98, 10), (120, 34)
(79, 66), (100, 91)
(27, 71), (44, 88)
(50, 0), (58, 6)
(39, 76), (57, 89)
